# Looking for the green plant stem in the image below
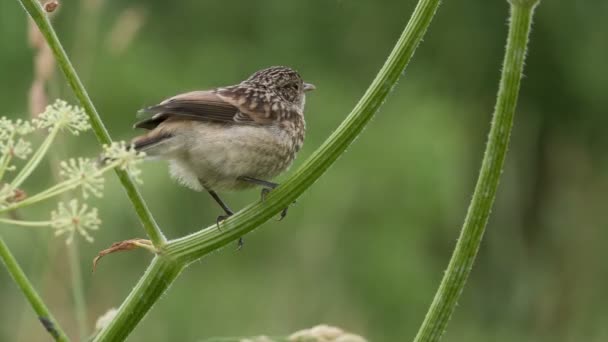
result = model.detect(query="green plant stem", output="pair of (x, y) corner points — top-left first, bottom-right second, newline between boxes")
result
(164, 0), (442, 264)
(0, 237), (70, 341)
(67, 242), (88, 341)
(413, 1), (540, 341)
(17, 0), (166, 247)
(11, 125), (59, 188)
(92, 0), (441, 340)
(92, 256), (184, 342)
(0, 217), (53, 227)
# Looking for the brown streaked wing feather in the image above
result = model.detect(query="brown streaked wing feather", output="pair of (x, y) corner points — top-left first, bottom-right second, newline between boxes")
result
(134, 90), (254, 130)
(215, 86), (282, 124)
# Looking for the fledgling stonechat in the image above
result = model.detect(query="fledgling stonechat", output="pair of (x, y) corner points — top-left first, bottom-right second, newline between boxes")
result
(132, 66), (315, 237)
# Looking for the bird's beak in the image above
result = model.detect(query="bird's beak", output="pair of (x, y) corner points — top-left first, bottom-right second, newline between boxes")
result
(303, 82), (316, 92)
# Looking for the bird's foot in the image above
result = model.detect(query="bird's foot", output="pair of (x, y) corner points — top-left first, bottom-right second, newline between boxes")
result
(215, 213), (233, 231)
(215, 213), (244, 250)
(260, 188), (294, 221)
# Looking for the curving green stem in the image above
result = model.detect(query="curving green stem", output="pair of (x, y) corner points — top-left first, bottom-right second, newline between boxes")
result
(0, 237), (70, 341)
(164, 0), (442, 264)
(17, 0), (166, 247)
(93, 0), (442, 340)
(413, 1), (541, 341)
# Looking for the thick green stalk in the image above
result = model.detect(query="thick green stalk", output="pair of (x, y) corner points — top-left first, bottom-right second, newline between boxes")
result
(0, 237), (70, 341)
(92, 256), (184, 342)
(17, 0), (166, 247)
(164, 0), (442, 264)
(93, 0), (442, 340)
(413, 1), (540, 341)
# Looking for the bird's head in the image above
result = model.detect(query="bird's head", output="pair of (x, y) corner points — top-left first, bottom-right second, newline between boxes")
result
(245, 66), (315, 110)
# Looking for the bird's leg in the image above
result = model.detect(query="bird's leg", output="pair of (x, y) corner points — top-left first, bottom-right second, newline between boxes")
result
(203, 185), (244, 249)
(237, 176), (292, 220)
(205, 188), (234, 228)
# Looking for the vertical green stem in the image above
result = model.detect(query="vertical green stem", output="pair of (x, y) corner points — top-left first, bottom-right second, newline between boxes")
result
(413, 1), (540, 341)
(17, 0), (166, 247)
(67, 241), (88, 341)
(0, 237), (70, 342)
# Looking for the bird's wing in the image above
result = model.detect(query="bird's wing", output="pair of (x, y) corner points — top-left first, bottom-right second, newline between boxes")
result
(134, 88), (280, 130)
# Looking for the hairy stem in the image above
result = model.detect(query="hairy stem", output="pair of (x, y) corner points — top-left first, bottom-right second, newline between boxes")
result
(165, 0), (442, 264)
(0, 237), (70, 341)
(17, 0), (166, 247)
(413, 1), (540, 341)
(93, 0), (442, 340)
(92, 256), (184, 342)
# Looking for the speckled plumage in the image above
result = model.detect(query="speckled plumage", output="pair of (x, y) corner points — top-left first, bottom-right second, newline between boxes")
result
(132, 66), (314, 194)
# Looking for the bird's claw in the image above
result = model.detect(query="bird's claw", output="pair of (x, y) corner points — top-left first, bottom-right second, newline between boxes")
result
(277, 207), (289, 221)
(215, 214), (232, 231)
(215, 213), (244, 250)
(259, 187), (295, 221)
(260, 188), (271, 202)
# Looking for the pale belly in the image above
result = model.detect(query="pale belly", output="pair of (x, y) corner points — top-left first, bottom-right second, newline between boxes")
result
(166, 123), (299, 191)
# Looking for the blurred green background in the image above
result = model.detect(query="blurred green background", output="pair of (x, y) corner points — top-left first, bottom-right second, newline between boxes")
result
(1, 0), (607, 341)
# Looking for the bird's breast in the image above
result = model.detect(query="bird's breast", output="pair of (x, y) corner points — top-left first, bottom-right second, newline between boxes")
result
(176, 120), (304, 190)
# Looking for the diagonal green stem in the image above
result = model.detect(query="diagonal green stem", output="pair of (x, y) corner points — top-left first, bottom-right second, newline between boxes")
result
(92, 0), (442, 340)
(0, 237), (70, 341)
(92, 256), (184, 342)
(164, 0), (442, 264)
(11, 125), (60, 188)
(17, 0), (166, 247)
(413, 1), (540, 341)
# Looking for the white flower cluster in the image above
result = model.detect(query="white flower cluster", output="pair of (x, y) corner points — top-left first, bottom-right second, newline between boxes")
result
(288, 325), (367, 342)
(0, 183), (17, 209)
(103, 141), (146, 183)
(0, 117), (35, 139)
(59, 157), (104, 198)
(0, 118), (35, 167)
(33, 99), (91, 134)
(51, 199), (101, 244)
(0, 99), (147, 244)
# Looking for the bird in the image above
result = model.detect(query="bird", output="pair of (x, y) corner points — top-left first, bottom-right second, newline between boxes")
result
(131, 66), (315, 245)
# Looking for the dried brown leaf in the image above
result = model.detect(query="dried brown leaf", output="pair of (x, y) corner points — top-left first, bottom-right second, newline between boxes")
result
(92, 238), (155, 272)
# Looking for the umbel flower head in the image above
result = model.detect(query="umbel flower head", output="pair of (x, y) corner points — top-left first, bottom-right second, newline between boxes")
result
(34, 99), (91, 134)
(0, 118), (34, 166)
(60, 157), (104, 198)
(102, 141), (146, 183)
(0, 184), (17, 209)
(51, 199), (101, 244)
(0, 117), (35, 140)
